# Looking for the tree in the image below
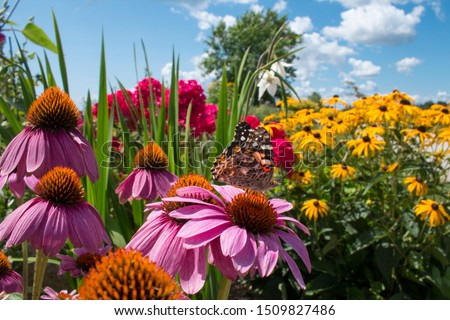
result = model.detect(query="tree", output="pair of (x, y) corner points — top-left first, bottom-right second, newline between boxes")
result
(200, 9), (301, 84)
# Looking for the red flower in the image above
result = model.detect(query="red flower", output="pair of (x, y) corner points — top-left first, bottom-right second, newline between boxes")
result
(272, 138), (295, 173)
(245, 115), (260, 129)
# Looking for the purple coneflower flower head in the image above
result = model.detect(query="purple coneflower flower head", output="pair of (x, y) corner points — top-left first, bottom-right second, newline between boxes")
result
(166, 185), (312, 289)
(126, 173), (212, 294)
(0, 173), (39, 198)
(41, 286), (79, 300)
(0, 167), (110, 257)
(0, 87), (99, 193)
(57, 246), (110, 278)
(0, 252), (23, 294)
(115, 141), (178, 204)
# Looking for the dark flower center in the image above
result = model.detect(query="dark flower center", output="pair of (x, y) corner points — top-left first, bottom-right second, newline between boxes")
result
(0, 252), (12, 277)
(27, 87), (80, 129)
(379, 105), (388, 112)
(76, 253), (102, 273)
(400, 99), (411, 105)
(313, 200), (320, 207)
(382, 166), (388, 171)
(362, 136), (371, 143)
(415, 177), (423, 183)
(417, 126), (427, 133)
(162, 174), (214, 213)
(431, 203), (439, 210)
(298, 171), (305, 177)
(442, 108), (449, 114)
(134, 142), (168, 169)
(328, 116), (334, 121)
(313, 132), (321, 139)
(303, 126), (311, 132)
(78, 249), (182, 300)
(226, 192), (277, 234)
(341, 165), (347, 170)
(337, 120), (343, 124)
(35, 167), (84, 205)
(333, 95), (339, 98)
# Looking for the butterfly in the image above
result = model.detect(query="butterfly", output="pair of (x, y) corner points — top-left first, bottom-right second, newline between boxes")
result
(211, 121), (277, 192)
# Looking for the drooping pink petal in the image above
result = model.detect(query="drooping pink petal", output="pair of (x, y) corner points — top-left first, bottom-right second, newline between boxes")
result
(230, 232), (257, 274)
(70, 129), (99, 181)
(0, 127), (31, 176)
(279, 247), (306, 289)
(212, 185), (245, 203)
(55, 129), (85, 176)
(115, 170), (137, 204)
(178, 218), (233, 248)
(4, 199), (48, 247)
(160, 169), (178, 184)
(132, 169), (148, 198)
(56, 254), (77, 276)
(256, 234), (279, 277)
(26, 128), (46, 174)
(151, 170), (172, 197)
(175, 186), (226, 207)
(7, 173), (26, 198)
(220, 225), (247, 257)
(169, 205), (226, 220)
(209, 239), (238, 281)
(274, 229), (311, 272)
(277, 216), (310, 235)
(127, 213), (168, 254)
(162, 196), (225, 211)
(269, 198), (293, 214)
(179, 247), (207, 295)
(41, 205), (69, 257)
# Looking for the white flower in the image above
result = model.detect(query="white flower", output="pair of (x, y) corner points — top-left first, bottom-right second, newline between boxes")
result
(270, 60), (292, 78)
(257, 70), (281, 100)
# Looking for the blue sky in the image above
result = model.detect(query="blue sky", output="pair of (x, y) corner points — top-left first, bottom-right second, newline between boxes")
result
(8, 0), (450, 105)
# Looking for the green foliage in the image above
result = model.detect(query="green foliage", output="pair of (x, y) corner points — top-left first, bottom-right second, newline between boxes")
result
(200, 9), (301, 83)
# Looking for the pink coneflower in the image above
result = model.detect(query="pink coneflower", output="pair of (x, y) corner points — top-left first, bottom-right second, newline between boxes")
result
(0, 87), (98, 192)
(0, 167), (110, 257)
(0, 252), (23, 294)
(115, 142), (178, 204)
(166, 185), (311, 289)
(57, 246), (110, 278)
(41, 287), (79, 300)
(126, 174), (212, 294)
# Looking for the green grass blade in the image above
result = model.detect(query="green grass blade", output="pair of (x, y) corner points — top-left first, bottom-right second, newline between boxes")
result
(36, 56), (48, 89)
(44, 52), (57, 88)
(52, 11), (69, 94)
(155, 82), (166, 146)
(183, 102), (193, 175)
(0, 97), (23, 135)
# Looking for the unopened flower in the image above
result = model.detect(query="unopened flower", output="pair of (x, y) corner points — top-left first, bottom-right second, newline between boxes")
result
(0, 87), (98, 195)
(0, 252), (23, 294)
(41, 287), (79, 300)
(0, 167), (110, 257)
(78, 248), (184, 300)
(167, 185), (311, 289)
(115, 142), (178, 203)
(127, 174), (213, 294)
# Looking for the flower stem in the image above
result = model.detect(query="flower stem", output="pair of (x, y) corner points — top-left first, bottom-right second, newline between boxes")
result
(22, 241), (29, 300)
(216, 277), (232, 300)
(32, 249), (49, 300)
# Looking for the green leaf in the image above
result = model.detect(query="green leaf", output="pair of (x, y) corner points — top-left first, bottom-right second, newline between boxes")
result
(21, 22), (58, 53)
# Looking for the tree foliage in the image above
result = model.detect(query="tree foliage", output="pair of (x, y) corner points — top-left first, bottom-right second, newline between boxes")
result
(200, 9), (301, 83)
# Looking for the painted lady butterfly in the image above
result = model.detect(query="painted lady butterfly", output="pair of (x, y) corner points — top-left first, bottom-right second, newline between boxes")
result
(211, 121), (277, 191)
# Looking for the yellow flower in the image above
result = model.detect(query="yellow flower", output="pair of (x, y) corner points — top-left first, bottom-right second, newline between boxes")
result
(381, 161), (399, 173)
(290, 125), (313, 147)
(261, 122), (285, 138)
(321, 95), (347, 107)
(347, 135), (385, 157)
(404, 177), (428, 196)
(402, 126), (434, 149)
(414, 199), (449, 227)
(299, 130), (332, 151)
(301, 199), (329, 221)
(387, 89), (415, 104)
(438, 127), (450, 143)
(431, 149), (448, 163)
(360, 124), (385, 137)
(263, 114), (278, 123)
(330, 164), (356, 180)
(291, 170), (314, 185)
(366, 102), (399, 123)
(431, 104), (450, 125)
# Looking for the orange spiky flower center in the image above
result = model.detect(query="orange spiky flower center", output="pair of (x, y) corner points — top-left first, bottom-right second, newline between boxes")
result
(78, 249), (182, 300)
(0, 252), (12, 277)
(27, 87), (80, 129)
(226, 191), (277, 234)
(76, 253), (102, 273)
(162, 174), (214, 213)
(35, 167), (84, 205)
(134, 142), (168, 169)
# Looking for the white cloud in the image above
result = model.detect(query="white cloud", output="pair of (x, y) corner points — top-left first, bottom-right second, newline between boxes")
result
(437, 91), (449, 102)
(359, 80), (378, 92)
(295, 32), (356, 80)
(348, 58), (381, 77)
(190, 10), (222, 30)
(161, 54), (215, 84)
(395, 57), (422, 74)
(273, 0), (287, 12)
(250, 4), (264, 13)
(322, 4), (424, 45)
(222, 15), (237, 27)
(218, 0), (257, 4)
(289, 16), (314, 34)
